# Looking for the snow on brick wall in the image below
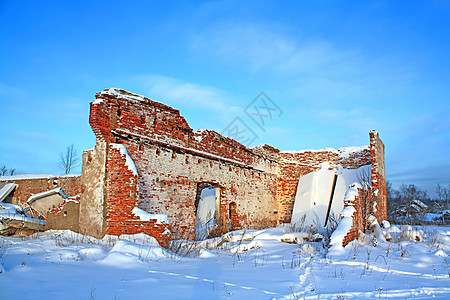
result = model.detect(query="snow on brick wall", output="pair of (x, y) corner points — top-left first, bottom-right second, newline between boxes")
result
(90, 88), (277, 173)
(0, 175), (81, 208)
(105, 143), (171, 247)
(276, 147), (372, 223)
(113, 138), (278, 239)
(84, 88), (386, 246)
(88, 88), (279, 240)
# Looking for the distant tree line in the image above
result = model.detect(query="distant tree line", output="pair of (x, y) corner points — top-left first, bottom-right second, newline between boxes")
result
(0, 165), (15, 176)
(387, 182), (450, 225)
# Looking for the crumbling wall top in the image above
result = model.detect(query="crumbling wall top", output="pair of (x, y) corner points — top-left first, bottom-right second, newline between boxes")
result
(95, 88), (180, 113)
(90, 88), (278, 171)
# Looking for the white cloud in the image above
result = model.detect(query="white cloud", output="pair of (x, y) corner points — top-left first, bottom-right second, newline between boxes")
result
(190, 22), (417, 107)
(191, 23), (356, 76)
(134, 74), (241, 115)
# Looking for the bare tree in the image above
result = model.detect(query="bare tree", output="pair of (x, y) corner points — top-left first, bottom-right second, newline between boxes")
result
(0, 165), (15, 176)
(357, 169), (376, 232)
(0, 165), (7, 176)
(59, 144), (80, 174)
(436, 184), (450, 211)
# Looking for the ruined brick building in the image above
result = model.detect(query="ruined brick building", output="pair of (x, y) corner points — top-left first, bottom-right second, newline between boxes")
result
(0, 88), (386, 246)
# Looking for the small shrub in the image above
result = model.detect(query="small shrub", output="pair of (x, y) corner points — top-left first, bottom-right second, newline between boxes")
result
(247, 217), (277, 230)
(288, 214), (307, 233)
(167, 231), (200, 258)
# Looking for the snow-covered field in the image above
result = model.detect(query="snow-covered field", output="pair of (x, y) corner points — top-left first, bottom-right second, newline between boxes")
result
(0, 225), (449, 299)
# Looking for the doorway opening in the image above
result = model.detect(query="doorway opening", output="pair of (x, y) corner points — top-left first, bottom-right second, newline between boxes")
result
(194, 182), (220, 240)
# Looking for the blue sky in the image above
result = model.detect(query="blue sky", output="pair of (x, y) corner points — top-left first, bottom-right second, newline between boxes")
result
(1, 0), (449, 196)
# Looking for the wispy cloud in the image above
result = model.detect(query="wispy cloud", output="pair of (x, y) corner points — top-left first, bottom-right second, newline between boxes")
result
(388, 163), (450, 196)
(134, 74), (241, 115)
(191, 23), (349, 76)
(190, 22), (417, 104)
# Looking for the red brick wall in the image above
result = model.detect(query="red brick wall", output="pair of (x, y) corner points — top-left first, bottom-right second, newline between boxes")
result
(342, 193), (363, 247)
(340, 187), (378, 247)
(119, 138), (278, 238)
(86, 88), (386, 246)
(104, 144), (171, 247)
(90, 89), (277, 168)
(0, 175), (81, 208)
(88, 88), (279, 241)
(276, 148), (372, 223)
(370, 130), (387, 222)
(339, 130), (387, 247)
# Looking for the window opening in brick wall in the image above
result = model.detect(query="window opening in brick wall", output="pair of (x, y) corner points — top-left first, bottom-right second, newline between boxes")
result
(229, 202), (238, 231)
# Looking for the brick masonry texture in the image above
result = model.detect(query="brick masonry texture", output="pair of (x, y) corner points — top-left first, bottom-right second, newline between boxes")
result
(0, 88), (386, 248)
(83, 89), (278, 243)
(370, 131), (387, 221)
(79, 88), (387, 246)
(337, 131), (387, 247)
(104, 145), (171, 247)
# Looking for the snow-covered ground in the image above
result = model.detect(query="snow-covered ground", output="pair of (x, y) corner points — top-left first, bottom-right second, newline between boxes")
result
(0, 225), (449, 299)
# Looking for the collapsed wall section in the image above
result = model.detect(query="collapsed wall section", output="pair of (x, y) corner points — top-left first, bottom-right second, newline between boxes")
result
(90, 88), (277, 172)
(46, 196), (80, 232)
(0, 175), (80, 208)
(276, 147), (372, 223)
(329, 183), (364, 248)
(90, 88), (193, 147)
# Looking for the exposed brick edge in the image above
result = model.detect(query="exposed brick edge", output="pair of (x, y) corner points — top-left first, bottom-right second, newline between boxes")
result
(341, 189), (363, 247)
(105, 144), (171, 247)
(47, 195), (80, 216)
(370, 131), (387, 222)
